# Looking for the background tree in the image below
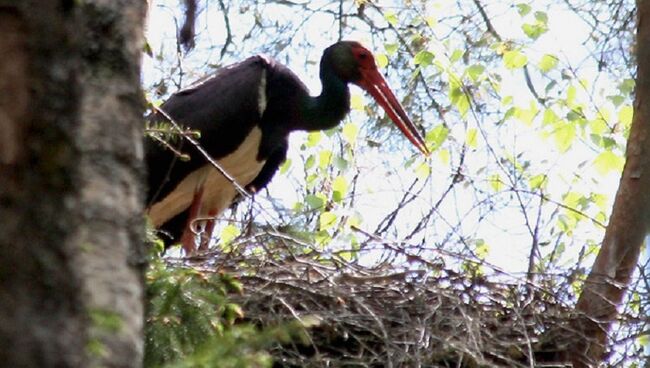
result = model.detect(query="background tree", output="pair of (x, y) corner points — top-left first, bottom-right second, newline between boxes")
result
(0, 1), (146, 367)
(567, 0), (649, 365)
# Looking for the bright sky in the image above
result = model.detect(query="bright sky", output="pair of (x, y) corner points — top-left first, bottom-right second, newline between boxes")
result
(144, 1), (628, 274)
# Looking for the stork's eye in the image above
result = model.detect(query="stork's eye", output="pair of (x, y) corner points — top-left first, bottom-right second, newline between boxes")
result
(353, 47), (376, 69)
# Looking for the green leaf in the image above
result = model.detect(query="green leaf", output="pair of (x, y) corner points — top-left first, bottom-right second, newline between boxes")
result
(474, 239), (489, 259)
(314, 229), (331, 245)
(504, 106), (517, 121)
(566, 85), (577, 106)
(304, 155), (316, 170)
(346, 212), (362, 228)
(384, 43), (398, 55)
(333, 155), (348, 170)
(338, 249), (356, 261)
(332, 176), (348, 202)
(466, 128), (478, 148)
(279, 158), (292, 174)
(538, 54), (558, 73)
(503, 50), (528, 69)
(375, 53), (388, 68)
(529, 174), (547, 190)
(384, 11), (398, 26)
(319, 211), (338, 231)
(449, 80), (470, 117)
(514, 102), (539, 126)
(553, 122), (576, 152)
(489, 174), (504, 192)
(414, 50), (434, 66)
(618, 105), (633, 128)
(438, 149), (450, 165)
(450, 49), (464, 63)
(324, 126), (336, 136)
(516, 3), (531, 16)
(534, 11), (548, 23)
(563, 191), (587, 212)
(542, 108), (559, 125)
(220, 224), (241, 245)
(601, 137), (617, 149)
(608, 94), (625, 107)
(637, 331), (650, 349)
(350, 94), (364, 111)
(522, 23), (547, 40)
(318, 150), (332, 169)
(545, 80), (557, 93)
(414, 161), (430, 180)
(424, 15), (437, 28)
(618, 79), (635, 95)
(566, 110), (581, 121)
(223, 303), (244, 325)
(305, 173), (318, 187)
(425, 124), (449, 151)
(466, 64), (485, 82)
(591, 193), (609, 211)
(306, 131), (322, 147)
(342, 122), (359, 144)
(589, 118), (607, 136)
(593, 151), (624, 175)
(305, 194), (325, 210)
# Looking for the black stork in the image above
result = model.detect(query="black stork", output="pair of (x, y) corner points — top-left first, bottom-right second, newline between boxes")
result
(146, 41), (429, 254)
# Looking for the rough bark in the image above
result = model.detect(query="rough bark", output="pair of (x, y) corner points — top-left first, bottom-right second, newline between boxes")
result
(0, 1), (146, 367)
(566, 2), (650, 366)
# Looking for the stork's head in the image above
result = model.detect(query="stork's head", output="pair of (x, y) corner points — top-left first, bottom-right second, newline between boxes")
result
(322, 41), (429, 155)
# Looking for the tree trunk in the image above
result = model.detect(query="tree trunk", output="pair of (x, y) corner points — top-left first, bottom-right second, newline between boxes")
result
(0, 1), (146, 367)
(566, 2), (649, 366)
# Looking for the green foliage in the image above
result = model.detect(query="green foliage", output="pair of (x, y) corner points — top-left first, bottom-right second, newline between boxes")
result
(144, 254), (310, 368)
(219, 224), (241, 249)
(503, 50), (528, 69)
(593, 151), (624, 175)
(538, 54), (559, 73)
(465, 64), (485, 82)
(465, 128), (478, 148)
(516, 3), (532, 16)
(414, 50), (435, 66)
(425, 124), (449, 152)
(528, 174), (547, 190)
(384, 10), (398, 27)
(521, 11), (549, 40)
(164, 322), (311, 368)
(145, 258), (244, 367)
(319, 211), (338, 231)
(449, 79), (471, 117)
(552, 122), (576, 153)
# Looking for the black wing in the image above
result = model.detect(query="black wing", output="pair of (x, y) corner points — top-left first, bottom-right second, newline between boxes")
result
(146, 56), (272, 206)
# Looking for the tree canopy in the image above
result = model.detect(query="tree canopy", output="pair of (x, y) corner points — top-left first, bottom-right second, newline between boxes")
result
(143, 1), (648, 366)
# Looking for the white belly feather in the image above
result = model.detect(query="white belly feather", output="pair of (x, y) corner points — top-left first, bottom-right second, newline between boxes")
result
(148, 127), (266, 227)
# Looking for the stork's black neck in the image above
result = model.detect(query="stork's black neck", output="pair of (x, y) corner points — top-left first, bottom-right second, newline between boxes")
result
(299, 65), (351, 131)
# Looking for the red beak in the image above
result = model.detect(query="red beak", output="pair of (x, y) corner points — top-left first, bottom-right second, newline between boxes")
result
(356, 68), (429, 156)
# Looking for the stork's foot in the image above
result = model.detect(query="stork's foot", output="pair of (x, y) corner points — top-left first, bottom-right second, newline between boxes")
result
(197, 218), (216, 252)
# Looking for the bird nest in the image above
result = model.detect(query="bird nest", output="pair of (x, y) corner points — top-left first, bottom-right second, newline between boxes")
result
(174, 232), (646, 367)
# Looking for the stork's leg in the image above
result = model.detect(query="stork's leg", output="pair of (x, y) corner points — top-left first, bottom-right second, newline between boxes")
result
(198, 209), (217, 252)
(180, 187), (205, 255)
